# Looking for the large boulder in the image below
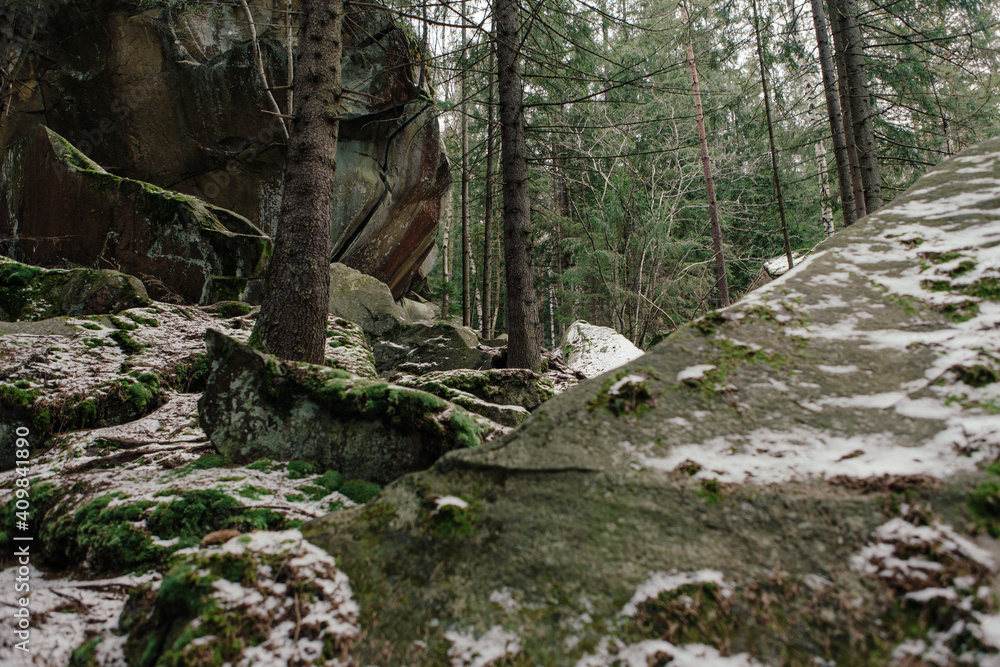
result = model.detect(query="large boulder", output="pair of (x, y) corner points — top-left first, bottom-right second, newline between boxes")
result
(372, 321), (496, 375)
(199, 330), (499, 485)
(327, 262), (406, 337)
(303, 140), (1000, 665)
(1, 0), (449, 298)
(0, 126), (271, 304)
(561, 320), (643, 377)
(0, 257), (149, 320)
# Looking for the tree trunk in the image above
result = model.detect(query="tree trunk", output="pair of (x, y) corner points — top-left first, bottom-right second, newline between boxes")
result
(251, 0), (343, 363)
(496, 0), (542, 370)
(834, 0), (883, 213)
(811, 0), (856, 229)
(752, 0), (793, 271)
(441, 204), (451, 319)
(482, 44), (496, 341)
(460, 0), (471, 328)
(828, 0), (866, 220)
(681, 1), (729, 308)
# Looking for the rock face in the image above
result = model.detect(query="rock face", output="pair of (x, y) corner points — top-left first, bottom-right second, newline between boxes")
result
(1, 0), (449, 298)
(199, 330), (496, 485)
(327, 262), (407, 337)
(0, 126), (271, 304)
(0, 257), (149, 321)
(372, 320), (496, 375)
(304, 140), (1000, 664)
(561, 320), (643, 378)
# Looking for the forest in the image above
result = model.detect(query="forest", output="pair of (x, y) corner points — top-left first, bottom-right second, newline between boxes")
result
(412, 0), (999, 350)
(2, 0), (1000, 664)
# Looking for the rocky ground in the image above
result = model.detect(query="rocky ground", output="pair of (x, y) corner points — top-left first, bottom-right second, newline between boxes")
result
(0, 285), (590, 666)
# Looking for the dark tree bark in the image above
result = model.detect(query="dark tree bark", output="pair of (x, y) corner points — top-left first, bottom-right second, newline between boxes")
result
(680, 1), (729, 308)
(482, 42), (496, 341)
(460, 0), (471, 328)
(833, 0), (883, 213)
(811, 0), (856, 228)
(496, 0), (542, 371)
(752, 0), (793, 271)
(250, 0), (343, 363)
(828, 0), (866, 220)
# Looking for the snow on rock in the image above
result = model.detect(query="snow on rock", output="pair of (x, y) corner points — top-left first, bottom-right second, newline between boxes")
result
(0, 568), (159, 667)
(851, 515), (994, 591)
(140, 530), (359, 666)
(853, 512), (1000, 665)
(561, 321), (643, 379)
(620, 569), (734, 617)
(676, 364), (717, 383)
(576, 637), (763, 667)
(763, 251), (809, 278)
(445, 625), (522, 667)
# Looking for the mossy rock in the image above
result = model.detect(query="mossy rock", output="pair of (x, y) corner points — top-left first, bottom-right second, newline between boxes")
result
(371, 320), (495, 375)
(301, 139), (1000, 664)
(199, 329), (494, 485)
(396, 368), (556, 410)
(0, 258), (149, 322)
(0, 126), (271, 305)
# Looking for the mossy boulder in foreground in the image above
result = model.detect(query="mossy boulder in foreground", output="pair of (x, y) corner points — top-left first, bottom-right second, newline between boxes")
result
(199, 330), (495, 485)
(303, 138), (1000, 664)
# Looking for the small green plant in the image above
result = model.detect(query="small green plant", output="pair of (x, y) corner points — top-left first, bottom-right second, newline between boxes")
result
(340, 479), (381, 504)
(695, 479), (724, 507)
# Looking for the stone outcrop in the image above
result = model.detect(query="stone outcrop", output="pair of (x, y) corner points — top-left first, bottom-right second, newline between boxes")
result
(372, 320), (496, 375)
(199, 330), (500, 485)
(0, 257), (149, 321)
(1, 0), (449, 298)
(0, 126), (271, 304)
(302, 140), (1000, 664)
(561, 320), (643, 378)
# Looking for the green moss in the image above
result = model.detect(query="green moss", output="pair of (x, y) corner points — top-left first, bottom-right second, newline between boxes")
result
(284, 493), (306, 502)
(0, 381), (42, 407)
(147, 489), (287, 546)
(188, 453), (227, 469)
(922, 250), (964, 264)
(172, 354), (210, 392)
(427, 498), (480, 538)
(125, 311), (159, 327)
(316, 470), (343, 492)
(968, 464), (1000, 537)
(587, 369), (656, 417)
(79, 322), (102, 331)
(957, 365), (999, 388)
(108, 373), (160, 413)
(449, 410), (482, 447)
(69, 637), (102, 667)
(693, 311), (728, 337)
(246, 459), (275, 473)
(695, 479), (724, 507)
(299, 484), (330, 501)
(341, 479), (381, 504)
(110, 329), (145, 355)
(107, 315), (138, 331)
(286, 459), (321, 479)
(35, 492), (161, 572)
(949, 260), (977, 278)
(237, 485), (274, 500)
(211, 301), (254, 318)
(922, 277), (1000, 302)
